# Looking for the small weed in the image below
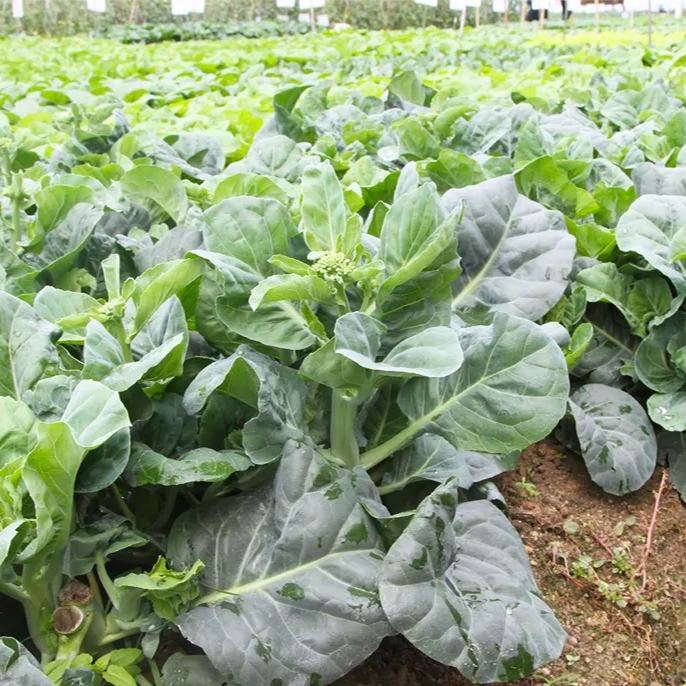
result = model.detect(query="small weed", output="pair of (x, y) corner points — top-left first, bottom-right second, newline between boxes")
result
(613, 515), (636, 537)
(515, 477), (540, 497)
(611, 546), (632, 575)
(562, 518), (580, 535)
(637, 600), (661, 621)
(554, 512), (667, 623)
(597, 580), (628, 608)
(570, 554), (604, 581)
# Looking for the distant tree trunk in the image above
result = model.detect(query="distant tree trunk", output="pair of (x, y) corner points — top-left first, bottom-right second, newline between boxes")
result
(128, 0), (138, 23)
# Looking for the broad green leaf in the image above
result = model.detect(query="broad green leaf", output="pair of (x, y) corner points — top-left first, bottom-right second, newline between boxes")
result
(446, 176), (575, 321)
(564, 323), (594, 369)
(566, 219), (616, 260)
(34, 184), (94, 232)
(27, 204), (103, 278)
(248, 274), (334, 310)
(273, 84), (314, 140)
(426, 149), (485, 193)
(184, 347), (307, 464)
(64, 515), (147, 577)
(0, 638), (53, 685)
(0, 397), (36, 466)
(33, 287), (100, 344)
(0, 292), (60, 399)
(203, 196), (295, 275)
(132, 393), (188, 455)
(0, 244), (37, 296)
(126, 443), (250, 487)
(334, 312), (463, 378)
(301, 161), (358, 256)
(394, 118), (440, 160)
(593, 186), (636, 229)
(120, 165), (188, 223)
(395, 163), (427, 197)
(379, 482), (565, 683)
(212, 172), (288, 204)
(130, 296), (189, 383)
(545, 287), (587, 329)
(634, 313), (686, 392)
(200, 200), (316, 348)
(234, 135), (308, 183)
(647, 392), (686, 431)
(516, 155), (598, 219)
(574, 304), (636, 386)
(76, 429), (131, 494)
(190, 250), (259, 299)
(378, 433), (504, 494)
(388, 70), (428, 107)
(132, 258), (205, 330)
(62, 380), (131, 449)
(28, 375), (77, 422)
(100, 665), (137, 686)
(83, 320), (185, 392)
(89, 297), (185, 392)
(378, 183), (456, 300)
(268, 254), (313, 276)
(616, 194), (686, 293)
(569, 384), (657, 495)
(300, 338), (371, 393)
(161, 655), (225, 686)
(357, 167), (399, 207)
(394, 313), (569, 455)
(213, 297), (318, 350)
(576, 262), (674, 336)
(0, 520), (31, 569)
(168, 441), (391, 686)
(539, 321), (570, 347)
(19, 421), (84, 564)
(586, 159), (632, 191)
(632, 163), (686, 196)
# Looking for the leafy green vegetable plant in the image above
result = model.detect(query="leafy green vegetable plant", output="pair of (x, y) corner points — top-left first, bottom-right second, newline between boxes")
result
(3, 23), (686, 686)
(0, 131), (572, 684)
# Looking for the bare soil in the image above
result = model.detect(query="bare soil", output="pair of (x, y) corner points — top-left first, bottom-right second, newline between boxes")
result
(337, 440), (686, 686)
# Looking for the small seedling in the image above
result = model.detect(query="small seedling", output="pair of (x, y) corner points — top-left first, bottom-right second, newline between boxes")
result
(611, 547), (632, 575)
(563, 518), (580, 535)
(515, 477), (540, 497)
(613, 515), (637, 536)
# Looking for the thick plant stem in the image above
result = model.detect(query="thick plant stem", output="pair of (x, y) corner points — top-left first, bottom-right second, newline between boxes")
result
(330, 391), (359, 469)
(55, 611), (94, 666)
(21, 593), (53, 662)
(98, 627), (142, 647)
(21, 558), (63, 662)
(95, 551), (121, 611)
(360, 418), (424, 471)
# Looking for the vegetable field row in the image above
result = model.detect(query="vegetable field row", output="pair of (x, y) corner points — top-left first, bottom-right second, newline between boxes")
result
(1, 25), (686, 686)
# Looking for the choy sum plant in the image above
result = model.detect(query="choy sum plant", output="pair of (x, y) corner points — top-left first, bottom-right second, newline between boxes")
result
(0, 150), (576, 684)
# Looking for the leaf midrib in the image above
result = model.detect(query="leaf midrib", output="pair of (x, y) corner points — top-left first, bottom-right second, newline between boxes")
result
(197, 548), (377, 606)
